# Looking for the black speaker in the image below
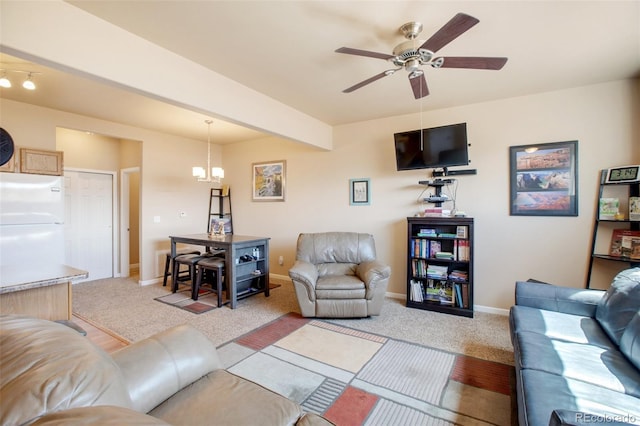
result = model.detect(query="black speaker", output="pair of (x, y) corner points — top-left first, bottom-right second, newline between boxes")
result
(0, 127), (15, 167)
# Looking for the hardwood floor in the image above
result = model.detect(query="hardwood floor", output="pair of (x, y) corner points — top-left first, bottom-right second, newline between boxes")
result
(72, 314), (129, 353)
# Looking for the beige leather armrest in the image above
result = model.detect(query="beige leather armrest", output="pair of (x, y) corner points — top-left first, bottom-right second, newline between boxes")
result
(289, 260), (319, 290)
(357, 260), (391, 285)
(112, 324), (222, 413)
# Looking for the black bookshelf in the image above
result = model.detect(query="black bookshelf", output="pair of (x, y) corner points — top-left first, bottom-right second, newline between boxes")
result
(406, 216), (474, 317)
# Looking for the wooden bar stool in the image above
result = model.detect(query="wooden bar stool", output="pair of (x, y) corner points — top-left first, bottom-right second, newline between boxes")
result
(162, 250), (201, 287)
(194, 257), (225, 306)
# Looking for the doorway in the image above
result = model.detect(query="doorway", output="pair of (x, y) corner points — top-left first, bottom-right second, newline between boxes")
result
(64, 170), (116, 281)
(120, 167), (140, 278)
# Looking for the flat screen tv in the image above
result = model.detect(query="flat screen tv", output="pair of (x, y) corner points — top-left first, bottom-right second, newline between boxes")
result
(394, 122), (469, 171)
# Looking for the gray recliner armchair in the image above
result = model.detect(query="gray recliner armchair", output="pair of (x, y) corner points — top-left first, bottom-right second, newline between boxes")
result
(288, 232), (391, 318)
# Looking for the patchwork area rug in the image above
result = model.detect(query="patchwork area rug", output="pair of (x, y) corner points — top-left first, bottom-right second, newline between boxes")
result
(154, 287), (219, 314)
(154, 283), (281, 314)
(218, 313), (515, 426)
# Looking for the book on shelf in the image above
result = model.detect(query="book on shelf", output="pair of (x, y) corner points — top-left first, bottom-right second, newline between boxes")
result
(435, 251), (454, 260)
(456, 226), (468, 239)
(460, 283), (470, 308)
(630, 197), (640, 221)
(411, 238), (430, 258)
(409, 280), (424, 302)
(454, 283), (463, 307)
(437, 232), (457, 239)
(429, 241), (441, 258)
(449, 269), (468, 282)
(455, 239), (470, 261)
(426, 264), (448, 279)
(599, 198), (619, 220)
(610, 229), (640, 258)
(423, 208), (443, 217)
(417, 228), (437, 237)
(411, 259), (428, 277)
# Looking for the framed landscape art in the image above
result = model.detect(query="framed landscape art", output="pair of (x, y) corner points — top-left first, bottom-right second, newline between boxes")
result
(509, 141), (578, 216)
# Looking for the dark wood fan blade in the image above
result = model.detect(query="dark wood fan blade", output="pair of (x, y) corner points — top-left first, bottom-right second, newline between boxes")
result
(409, 73), (429, 99)
(343, 71), (391, 93)
(420, 13), (479, 53)
(335, 47), (395, 61)
(437, 56), (508, 70)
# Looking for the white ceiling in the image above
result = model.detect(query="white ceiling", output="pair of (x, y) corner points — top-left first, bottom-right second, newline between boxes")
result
(1, 1), (639, 144)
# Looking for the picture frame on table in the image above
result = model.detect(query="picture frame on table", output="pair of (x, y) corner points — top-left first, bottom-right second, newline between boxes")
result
(509, 140), (578, 216)
(252, 160), (286, 202)
(349, 178), (371, 206)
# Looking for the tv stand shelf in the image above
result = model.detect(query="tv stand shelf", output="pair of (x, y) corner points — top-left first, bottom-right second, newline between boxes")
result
(418, 179), (453, 207)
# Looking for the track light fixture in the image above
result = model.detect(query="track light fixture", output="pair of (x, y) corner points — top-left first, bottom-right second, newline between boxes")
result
(0, 72), (11, 88)
(22, 73), (36, 90)
(0, 69), (41, 91)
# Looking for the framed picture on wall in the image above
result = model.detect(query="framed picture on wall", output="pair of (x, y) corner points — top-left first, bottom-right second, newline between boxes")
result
(252, 160), (286, 201)
(509, 140), (578, 216)
(20, 148), (64, 176)
(349, 178), (371, 206)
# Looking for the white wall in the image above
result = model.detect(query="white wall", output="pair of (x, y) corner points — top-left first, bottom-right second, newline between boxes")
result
(0, 98), (219, 283)
(1, 78), (638, 310)
(224, 79), (639, 310)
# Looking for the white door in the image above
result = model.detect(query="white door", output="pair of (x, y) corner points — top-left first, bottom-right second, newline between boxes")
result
(64, 171), (114, 281)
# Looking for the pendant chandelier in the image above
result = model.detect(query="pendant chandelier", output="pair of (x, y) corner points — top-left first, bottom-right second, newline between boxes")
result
(192, 119), (224, 183)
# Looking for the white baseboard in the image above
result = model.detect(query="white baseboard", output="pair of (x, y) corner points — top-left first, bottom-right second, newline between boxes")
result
(475, 305), (509, 316)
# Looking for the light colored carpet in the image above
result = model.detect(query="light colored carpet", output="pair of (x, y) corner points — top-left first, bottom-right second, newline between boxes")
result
(71, 276), (514, 365)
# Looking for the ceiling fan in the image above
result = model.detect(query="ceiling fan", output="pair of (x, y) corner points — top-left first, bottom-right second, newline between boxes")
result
(335, 13), (508, 99)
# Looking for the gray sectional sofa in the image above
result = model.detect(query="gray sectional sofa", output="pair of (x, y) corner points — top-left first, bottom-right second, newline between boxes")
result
(510, 268), (640, 425)
(0, 315), (333, 426)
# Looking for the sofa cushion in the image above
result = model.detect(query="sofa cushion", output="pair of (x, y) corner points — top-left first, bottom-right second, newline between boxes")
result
(510, 305), (614, 349)
(316, 275), (365, 299)
(296, 232), (376, 264)
(620, 312), (640, 371)
(596, 268), (640, 345)
(149, 370), (304, 425)
(0, 315), (133, 426)
(518, 369), (640, 426)
(514, 331), (640, 397)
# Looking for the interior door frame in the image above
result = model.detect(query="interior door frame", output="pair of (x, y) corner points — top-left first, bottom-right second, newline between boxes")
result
(65, 167), (118, 278)
(120, 166), (140, 278)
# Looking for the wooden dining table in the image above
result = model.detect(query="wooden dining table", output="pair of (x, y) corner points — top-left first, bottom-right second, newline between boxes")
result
(169, 233), (270, 309)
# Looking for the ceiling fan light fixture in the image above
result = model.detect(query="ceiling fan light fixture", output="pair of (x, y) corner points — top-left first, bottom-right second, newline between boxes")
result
(405, 59), (421, 73)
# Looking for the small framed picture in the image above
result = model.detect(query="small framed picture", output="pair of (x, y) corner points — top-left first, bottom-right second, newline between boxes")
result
(252, 160), (285, 202)
(349, 178), (371, 206)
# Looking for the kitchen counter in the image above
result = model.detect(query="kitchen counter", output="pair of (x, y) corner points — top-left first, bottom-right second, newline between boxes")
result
(0, 264), (88, 320)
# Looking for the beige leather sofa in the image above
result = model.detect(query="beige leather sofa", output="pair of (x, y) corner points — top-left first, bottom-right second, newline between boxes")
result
(0, 315), (333, 426)
(289, 232), (391, 318)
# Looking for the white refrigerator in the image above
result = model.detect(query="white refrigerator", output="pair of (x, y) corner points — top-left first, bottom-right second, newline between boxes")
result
(0, 173), (65, 267)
